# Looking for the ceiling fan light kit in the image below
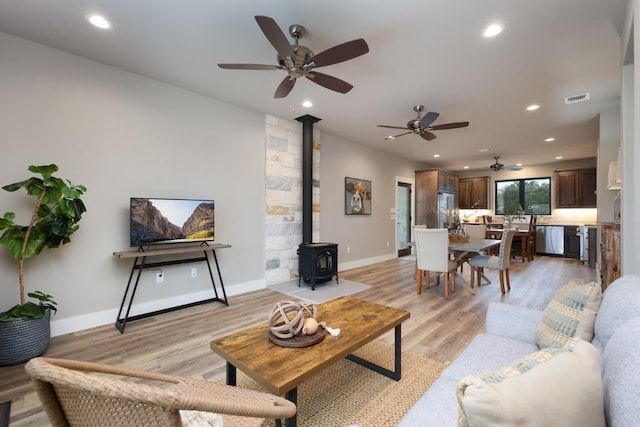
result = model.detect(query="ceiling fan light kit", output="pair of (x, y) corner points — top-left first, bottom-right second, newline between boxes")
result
(489, 156), (522, 172)
(218, 15), (369, 98)
(377, 105), (469, 141)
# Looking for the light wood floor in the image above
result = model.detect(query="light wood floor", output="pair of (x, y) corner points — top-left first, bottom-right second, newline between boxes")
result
(1, 255), (596, 426)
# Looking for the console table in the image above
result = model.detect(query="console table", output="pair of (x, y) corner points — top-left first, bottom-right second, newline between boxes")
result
(112, 243), (231, 333)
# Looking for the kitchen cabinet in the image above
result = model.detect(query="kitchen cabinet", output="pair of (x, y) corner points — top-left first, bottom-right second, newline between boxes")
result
(555, 168), (597, 208)
(600, 222), (621, 292)
(459, 177), (489, 209)
(415, 169), (458, 227)
(437, 171), (458, 193)
(563, 226), (581, 259)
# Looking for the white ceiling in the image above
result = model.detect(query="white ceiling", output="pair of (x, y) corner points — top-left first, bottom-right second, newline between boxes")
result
(0, 0), (627, 171)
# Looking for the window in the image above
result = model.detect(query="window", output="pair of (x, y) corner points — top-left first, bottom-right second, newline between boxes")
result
(495, 177), (551, 215)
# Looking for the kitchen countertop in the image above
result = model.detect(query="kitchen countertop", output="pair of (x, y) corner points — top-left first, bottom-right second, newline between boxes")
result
(462, 221), (598, 227)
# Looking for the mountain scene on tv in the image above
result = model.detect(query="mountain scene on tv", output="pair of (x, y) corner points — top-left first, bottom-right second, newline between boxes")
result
(130, 198), (214, 246)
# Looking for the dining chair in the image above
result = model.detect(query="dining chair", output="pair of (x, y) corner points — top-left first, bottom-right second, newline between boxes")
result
(511, 215), (537, 262)
(527, 215), (538, 261)
(411, 224), (427, 279)
(25, 357), (296, 427)
(468, 229), (516, 295)
(414, 228), (458, 299)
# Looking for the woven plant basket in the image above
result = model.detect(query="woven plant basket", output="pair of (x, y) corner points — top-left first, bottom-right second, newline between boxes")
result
(0, 308), (51, 366)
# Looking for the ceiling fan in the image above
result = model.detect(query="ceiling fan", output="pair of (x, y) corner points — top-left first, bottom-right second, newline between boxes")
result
(489, 156), (523, 172)
(377, 105), (469, 141)
(218, 15), (369, 98)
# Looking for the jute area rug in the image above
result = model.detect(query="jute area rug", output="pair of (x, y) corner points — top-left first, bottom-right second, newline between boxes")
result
(223, 340), (445, 427)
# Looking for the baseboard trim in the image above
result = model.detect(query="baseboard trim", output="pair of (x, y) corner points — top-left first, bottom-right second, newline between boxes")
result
(50, 279), (265, 337)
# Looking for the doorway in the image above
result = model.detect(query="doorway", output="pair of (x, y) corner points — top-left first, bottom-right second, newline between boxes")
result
(396, 181), (412, 257)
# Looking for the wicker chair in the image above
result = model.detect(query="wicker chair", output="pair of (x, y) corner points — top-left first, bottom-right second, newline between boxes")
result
(25, 357), (296, 427)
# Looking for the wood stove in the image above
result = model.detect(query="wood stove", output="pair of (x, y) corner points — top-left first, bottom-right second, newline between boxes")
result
(298, 243), (339, 290)
(295, 114), (339, 290)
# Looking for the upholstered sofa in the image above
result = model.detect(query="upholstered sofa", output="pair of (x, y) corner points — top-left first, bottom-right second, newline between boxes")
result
(398, 274), (640, 426)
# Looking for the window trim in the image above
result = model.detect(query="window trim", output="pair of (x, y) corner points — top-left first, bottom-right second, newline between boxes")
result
(494, 176), (551, 215)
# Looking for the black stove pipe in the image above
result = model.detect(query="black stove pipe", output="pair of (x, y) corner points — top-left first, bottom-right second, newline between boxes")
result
(295, 114), (321, 244)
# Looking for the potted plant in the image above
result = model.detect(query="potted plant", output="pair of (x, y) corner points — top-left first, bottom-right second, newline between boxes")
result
(0, 164), (86, 366)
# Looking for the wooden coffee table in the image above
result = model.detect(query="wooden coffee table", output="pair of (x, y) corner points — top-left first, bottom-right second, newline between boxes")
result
(210, 295), (410, 427)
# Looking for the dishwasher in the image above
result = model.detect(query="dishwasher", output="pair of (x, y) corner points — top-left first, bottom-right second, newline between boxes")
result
(536, 225), (564, 255)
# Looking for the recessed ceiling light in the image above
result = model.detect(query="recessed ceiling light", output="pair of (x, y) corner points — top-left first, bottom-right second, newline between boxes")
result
(516, 163), (523, 167)
(545, 137), (556, 142)
(483, 23), (504, 38)
(555, 156), (563, 160)
(526, 104), (540, 111)
(302, 100), (313, 108)
(477, 148), (493, 153)
(463, 166), (470, 169)
(433, 154), (440, 158)
(87, 14), (111, 29)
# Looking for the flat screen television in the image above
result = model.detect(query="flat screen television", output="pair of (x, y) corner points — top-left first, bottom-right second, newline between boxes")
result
(129, 197), (214, 247)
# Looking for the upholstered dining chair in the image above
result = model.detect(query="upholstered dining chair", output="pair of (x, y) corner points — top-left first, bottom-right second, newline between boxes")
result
(468, 228), (516, 295)
(25, 357), (296, 427)
(414, 228), (458, 299)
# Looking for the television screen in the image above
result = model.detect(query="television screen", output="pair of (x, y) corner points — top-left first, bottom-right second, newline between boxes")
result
(130, 197), (214, 247)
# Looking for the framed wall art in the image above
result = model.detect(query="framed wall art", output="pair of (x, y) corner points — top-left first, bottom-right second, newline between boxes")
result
(345, 177), (371, 215)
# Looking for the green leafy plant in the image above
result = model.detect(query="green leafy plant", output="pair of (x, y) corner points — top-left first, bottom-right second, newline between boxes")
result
(0, 291), (57, 322)
(0, 164), (87, 321)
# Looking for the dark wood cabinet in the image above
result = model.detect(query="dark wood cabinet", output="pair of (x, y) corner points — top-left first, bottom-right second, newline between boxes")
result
(555, 168), (597, 208)
(563, 226), (581, 259)
(415, 170), (458, 227)
(459, 177), (489, 209)
(437, 171), (458, 193)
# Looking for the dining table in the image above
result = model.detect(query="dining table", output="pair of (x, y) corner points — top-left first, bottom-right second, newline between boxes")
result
(448, 238), (502, 293)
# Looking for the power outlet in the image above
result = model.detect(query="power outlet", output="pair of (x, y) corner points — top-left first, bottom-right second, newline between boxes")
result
(191, 267), (198, 278)
(155, 271), (164, 283)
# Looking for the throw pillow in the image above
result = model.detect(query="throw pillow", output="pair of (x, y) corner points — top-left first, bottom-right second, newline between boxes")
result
(535, 279), (602, 349)
(457, 337), (604, 427)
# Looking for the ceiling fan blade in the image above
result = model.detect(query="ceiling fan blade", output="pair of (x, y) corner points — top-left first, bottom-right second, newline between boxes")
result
(306, 71), (353, 94)
(274, 77), (296, 98)
(255, 15), (295, 59)
(218, 63), (282, 70)
(419, 111), (440, 128)
(420, 131), (437, 141)
(429, 121), (470, 130)
(306, 39), (369, 68)
(505, 165), (523, 171)
(384, 131), (412, 140)
(377, 124), (410, 130)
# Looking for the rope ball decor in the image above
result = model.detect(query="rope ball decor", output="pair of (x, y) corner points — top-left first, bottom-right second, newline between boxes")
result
(268, 301), (317, 339)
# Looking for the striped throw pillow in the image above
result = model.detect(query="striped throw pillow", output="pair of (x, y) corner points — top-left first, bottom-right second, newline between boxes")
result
(535, 279), (602, 349)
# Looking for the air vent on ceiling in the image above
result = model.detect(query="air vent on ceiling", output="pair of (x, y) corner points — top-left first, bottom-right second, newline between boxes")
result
(564, 92), (590, 104)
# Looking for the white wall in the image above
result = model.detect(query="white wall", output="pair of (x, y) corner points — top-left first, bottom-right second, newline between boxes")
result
(319, 132), (426, 268)
(621, 0), (639, 275)
(0, 33), (268, 334)
(597, 107), (622, 223)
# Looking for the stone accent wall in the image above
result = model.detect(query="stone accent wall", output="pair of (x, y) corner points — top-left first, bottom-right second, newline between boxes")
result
(265, 114), (320, 285)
